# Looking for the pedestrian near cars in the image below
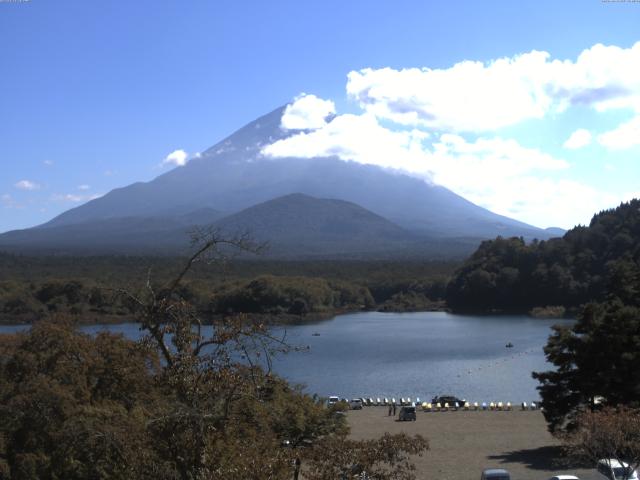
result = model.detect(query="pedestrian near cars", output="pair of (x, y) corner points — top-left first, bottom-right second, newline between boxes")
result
(388, 404), (392, 416)
(393, 403), (396, 415)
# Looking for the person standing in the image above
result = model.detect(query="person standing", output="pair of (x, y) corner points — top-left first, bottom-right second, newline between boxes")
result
(388, 404), (392, 416)
(393, 403), (396, 416)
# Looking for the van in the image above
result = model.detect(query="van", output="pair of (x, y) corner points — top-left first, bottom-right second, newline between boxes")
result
(350, 398), (363, 410)
(597, 459), (638, 480)
(398, 406), (416, 421)
(328, 396), (340, 406)
(481, 468), (511, 480)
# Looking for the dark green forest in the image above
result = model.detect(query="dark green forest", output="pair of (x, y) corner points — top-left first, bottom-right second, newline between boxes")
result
(437, 199), (640, 432)
(0, 255), (454, 324)
(446, 199), (640, 313)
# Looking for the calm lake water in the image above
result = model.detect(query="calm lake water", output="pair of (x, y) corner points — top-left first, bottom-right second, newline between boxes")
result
(1, 311), (570, 403)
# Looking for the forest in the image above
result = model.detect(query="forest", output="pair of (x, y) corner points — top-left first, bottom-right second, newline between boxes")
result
(2, 200), (640, 324)
(446, 199), (640, 314)
(0, 254), (454, 324)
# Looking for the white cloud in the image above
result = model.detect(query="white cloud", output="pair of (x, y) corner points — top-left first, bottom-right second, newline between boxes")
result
(77, 184), (90, 191)
(161, 149), (189, 167)
(261, 42), (640, 228)
(347, 42), (640, 132)
(597, 116), (640, 150)
(280, 93), (336, 130)
(265, 113), (429, 173)
(43, 160), (54, 166)
(14, 180), (40, 191)
(563, 129), (592, 149)
(263, 112), (592, 228)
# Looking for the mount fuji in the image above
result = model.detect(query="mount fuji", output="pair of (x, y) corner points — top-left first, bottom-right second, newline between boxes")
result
(0, 105), (558, 258)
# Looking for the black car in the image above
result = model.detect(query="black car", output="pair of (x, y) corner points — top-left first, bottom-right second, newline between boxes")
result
(398, 406), (416, 421)
(431, 395), (466, 407)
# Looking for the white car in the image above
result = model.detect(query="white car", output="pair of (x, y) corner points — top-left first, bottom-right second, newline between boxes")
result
(549, 475), (579, 480)
(328, 396), (340, 406)
(597, 459), (638, 480)
(350, 398), (363, 410)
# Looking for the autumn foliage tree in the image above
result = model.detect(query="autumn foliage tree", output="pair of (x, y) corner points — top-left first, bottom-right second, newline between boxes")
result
(563, 407), (640, 480)
(0, 228), (428, 479)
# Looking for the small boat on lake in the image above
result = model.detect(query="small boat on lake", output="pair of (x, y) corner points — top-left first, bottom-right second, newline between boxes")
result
(505, 342), (514, 348)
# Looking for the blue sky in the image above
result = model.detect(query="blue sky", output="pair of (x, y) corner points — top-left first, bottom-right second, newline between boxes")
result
(1, 0), (640, 232)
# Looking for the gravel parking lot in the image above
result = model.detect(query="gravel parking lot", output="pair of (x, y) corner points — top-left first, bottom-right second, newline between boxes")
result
(345, 407), (598, 480)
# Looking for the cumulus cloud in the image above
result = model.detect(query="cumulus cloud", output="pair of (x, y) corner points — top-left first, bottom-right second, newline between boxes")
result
(597, 116), (640, 150)
(162, 149), (189, 167)
(346, 42), (640, 132)
(563, 128), (592, 149)
(14, 180), (40, 191)
(260, 42), (640, 228)
(265, 113), (429, 173)
(264, 111), (587, 227)
(280, 93), (336, 130)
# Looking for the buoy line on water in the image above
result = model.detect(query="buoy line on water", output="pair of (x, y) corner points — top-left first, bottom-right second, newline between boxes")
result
(456, 347), (539, 378)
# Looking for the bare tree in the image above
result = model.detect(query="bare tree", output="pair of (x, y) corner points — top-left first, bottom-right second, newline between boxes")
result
(117, 227), (277, 367)
(112, 227), (428, 479)
(563, 407), (640, 480)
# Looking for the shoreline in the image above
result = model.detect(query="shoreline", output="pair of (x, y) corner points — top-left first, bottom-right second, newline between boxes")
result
(0, 303), (576, 327)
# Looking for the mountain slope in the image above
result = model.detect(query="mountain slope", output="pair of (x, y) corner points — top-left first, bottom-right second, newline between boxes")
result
(0, 104), (556, 257)
(0, 194), (483, 258)
(38, 106), (551, 240)
(215, 193), (415, 256)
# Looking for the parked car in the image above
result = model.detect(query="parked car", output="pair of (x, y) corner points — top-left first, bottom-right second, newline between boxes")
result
(597, 459), (638, 480)
(549, 475), (579, 480)
(398, 406), (416, 421)
(481, 468), (511, 480)
(328, 396), (340, 406)
(350, 398), (364, 410)
(432, 395), (466, 407)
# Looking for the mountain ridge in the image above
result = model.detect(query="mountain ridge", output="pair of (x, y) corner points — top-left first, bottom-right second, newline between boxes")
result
(0, 104), (559, 258)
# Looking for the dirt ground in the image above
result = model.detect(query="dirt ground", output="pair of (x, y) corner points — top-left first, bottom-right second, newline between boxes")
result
(345, 407), (598, 480)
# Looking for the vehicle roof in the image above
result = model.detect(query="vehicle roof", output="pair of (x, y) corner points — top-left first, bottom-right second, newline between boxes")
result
(483, 468), (510, 475)
(351, 398), (362, 402)
(549, 475), (579, 480)
(598, 459), (630, 468)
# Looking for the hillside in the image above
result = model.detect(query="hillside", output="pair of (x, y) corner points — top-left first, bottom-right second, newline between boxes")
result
(446, 199), (640, 312)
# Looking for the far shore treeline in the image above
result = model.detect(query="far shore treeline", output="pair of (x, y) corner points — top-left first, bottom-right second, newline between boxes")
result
(0, 256), (453, 325)
(446, 198), (640, 314)
(0, 199), (639, 325)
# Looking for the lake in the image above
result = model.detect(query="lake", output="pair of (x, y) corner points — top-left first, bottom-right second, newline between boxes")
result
(1, 311), (569, 403)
